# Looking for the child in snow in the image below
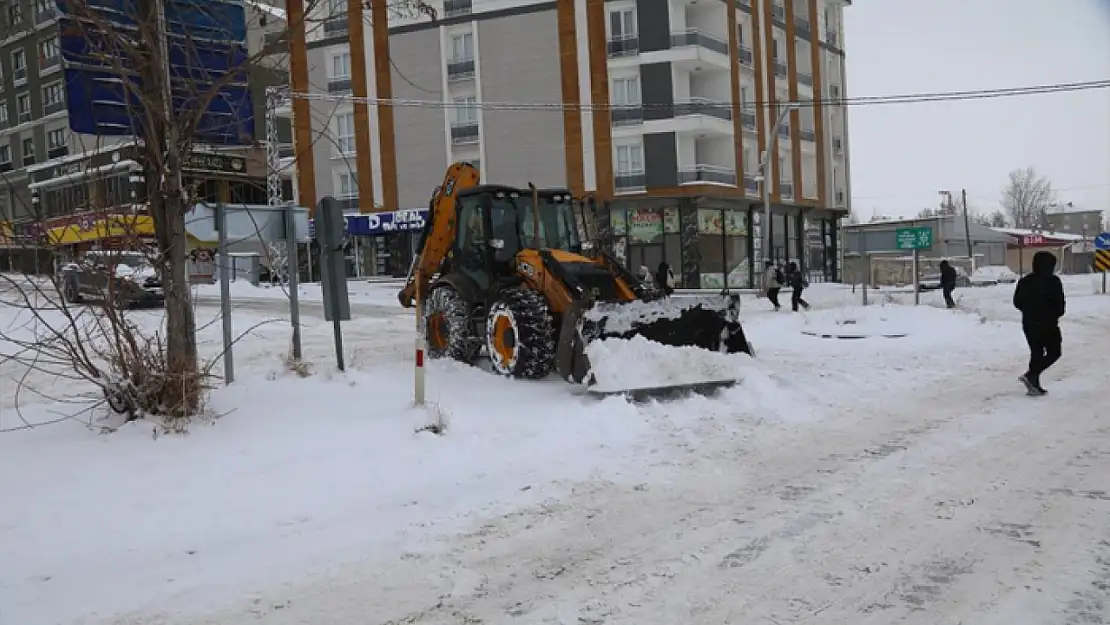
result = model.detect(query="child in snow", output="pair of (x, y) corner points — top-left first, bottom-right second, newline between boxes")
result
(1013, 251), (1065, 396)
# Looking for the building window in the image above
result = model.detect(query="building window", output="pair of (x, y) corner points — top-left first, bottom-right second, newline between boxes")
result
(16, 92), (30, 121)
(38, 37), (58, 63)
(615, 143), (643, 173)
(336, 171), (357, 197)
(43, 82), (63, 106)
(0, 144), (10, 164)
(7, 1), (22, 26)
(0, 104), (7, 125)
(47, 128), (65, 149)
(330, 51), (350, 78)
(21, 136), (34, 166)
(11, 49), (26, 81)
(334, 112), (354, 153)
(453, 96), (478, 125)
(448, 32), (473, 62)
(608, 8), (635, 39)
(611, 76), (640, 106)
(327, 0), (345, 16)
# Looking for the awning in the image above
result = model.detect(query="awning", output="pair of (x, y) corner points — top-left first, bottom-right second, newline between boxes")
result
(44, 213), (156, 245)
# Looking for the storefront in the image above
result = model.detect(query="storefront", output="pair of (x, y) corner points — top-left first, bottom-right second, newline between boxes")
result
(599, 198), (841, 289)
(309, 208), (427, 278)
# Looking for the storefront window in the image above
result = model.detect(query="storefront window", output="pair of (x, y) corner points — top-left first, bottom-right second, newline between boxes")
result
(787, 214), (799, 266)
(697, 208), (724, 289)
(609, 208), (627, 236)
(725, 209), (750, 287)
(627, 208), (663, 244)
(771, 213), (786, 262)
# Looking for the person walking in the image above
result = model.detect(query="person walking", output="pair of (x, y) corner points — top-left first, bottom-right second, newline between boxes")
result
(939, 259), (958, 308)
(785, 261), (810, 312)
(761, 261), (782, 311)
(1013, 251), (1065, 396)
(655, 261), (676, 297)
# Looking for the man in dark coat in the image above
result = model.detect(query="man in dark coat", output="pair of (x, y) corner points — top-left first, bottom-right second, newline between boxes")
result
(784, 262), (810, 312)
(655, 261), (675, 297)
(939, 259), (957, 308)
(1013, 251), (1066, 396)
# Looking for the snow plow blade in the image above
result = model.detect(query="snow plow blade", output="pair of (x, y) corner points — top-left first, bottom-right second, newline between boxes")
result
(555, 293), (752, 399)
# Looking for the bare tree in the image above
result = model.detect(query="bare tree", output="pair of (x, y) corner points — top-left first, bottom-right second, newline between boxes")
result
(1001, 167), (1055, 229)
(971, 210), (1008, 228)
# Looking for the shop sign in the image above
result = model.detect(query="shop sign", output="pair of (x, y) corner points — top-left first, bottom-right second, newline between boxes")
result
(610, 208), (627, 235)
(366, 209), (426, 235)
(726, 209), (748, 236)
(628, 209), (663, 243)
(698, 209), (724, 235)
(663, 207), (681, 234)
(183, 153), (247, 175)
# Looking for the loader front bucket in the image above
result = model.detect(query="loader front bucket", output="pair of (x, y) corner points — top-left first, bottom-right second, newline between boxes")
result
(555, 294), (752, 402)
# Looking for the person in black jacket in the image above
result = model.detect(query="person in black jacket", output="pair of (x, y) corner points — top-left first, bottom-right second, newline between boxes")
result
(784, 262), (810, 312)
(1013, 251), (1066, 396)
(939, 260), (957, 308)
(655, 261), (675, 297)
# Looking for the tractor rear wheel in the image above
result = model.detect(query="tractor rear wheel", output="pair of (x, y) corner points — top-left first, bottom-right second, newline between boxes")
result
(424, 285), (479, 363)
(486, 287), (556, 379)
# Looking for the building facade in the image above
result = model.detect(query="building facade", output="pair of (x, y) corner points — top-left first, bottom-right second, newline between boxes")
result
(1043, 209), (1104, 237)
(283, 0), (854, 283)
(0, 0), (289, 265)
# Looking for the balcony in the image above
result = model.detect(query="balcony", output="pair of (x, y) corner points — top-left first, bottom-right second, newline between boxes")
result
(794, 15), (811, 39)
(671, 29), (729, 56)
(611, 105), (643, 127)
(44, 100), (65, 115)
(39, 54), (60, 71)
(773, 60), (787, 78)
(18, 111), (32, 124)
(444, 0), (472, 17)
(744, 175), (759, 194)
(799, 128), (815, 142)
(826, 30), (839, 47)
(450, 122), (480, 145)
(35, 6), (55, 25)
(47, 146), (67, 160)
(607, 35), (639, 58)
(740, 110), (756, 130)
(797, 71), (812, 87)
(323, 15), (348, 38)
(737, 46), (753, 67)
(447, 58), (475, 81)
(327, 78), (352, 94)
(614, 170), (646, 192)
(780, 180), (794, 197)
(679, 165), (736, 186)
(675, 98), (731, 121)
(771, 2), (785, 22)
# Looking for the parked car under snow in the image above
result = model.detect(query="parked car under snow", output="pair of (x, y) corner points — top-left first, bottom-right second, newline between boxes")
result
(970, 265), (1018, 286)
(59, 251), (166, 309)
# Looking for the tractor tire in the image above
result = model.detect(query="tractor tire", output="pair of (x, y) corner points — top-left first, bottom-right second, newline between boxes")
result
(486, 287), (556, 379)
(424, 285), (480, 363)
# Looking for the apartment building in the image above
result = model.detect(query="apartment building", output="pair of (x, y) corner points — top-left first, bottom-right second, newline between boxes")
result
(0, 0), (287, 256)
(289, 0), (853, 284)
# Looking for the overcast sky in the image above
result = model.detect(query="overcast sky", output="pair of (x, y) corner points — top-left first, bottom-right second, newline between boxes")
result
(843, 0), (1110, 222)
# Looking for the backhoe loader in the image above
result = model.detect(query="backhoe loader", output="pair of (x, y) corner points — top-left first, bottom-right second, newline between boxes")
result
(397, 162), (753, 400)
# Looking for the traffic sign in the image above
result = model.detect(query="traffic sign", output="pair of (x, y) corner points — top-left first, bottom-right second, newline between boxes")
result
(1095, 232), (1110, 251)
(896, 227), (932, 250)
(1095, 249), (1110, 273)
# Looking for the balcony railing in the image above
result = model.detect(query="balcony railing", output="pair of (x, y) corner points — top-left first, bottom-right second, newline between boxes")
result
(44, 100), (65, 115)
(674, 97), (731, 121)
(607, 35), (639, 58)
(18, 111), (32, 124)
(744, 175), (759, 194)
(826, 30), (839, 46)
(450, 122), (480, 144)
(35, 6), (55, 25)
(610, 105), (643, 126)
(780, 180), (794, 197)
(614, 170), (646, 192)
(773, 60), (787, 78)
(447, 58), (475, 80)
(39, 54), (60, 70)
(443, 0), (472, 17)
(797, 71), (812, 87)
(737, 46), (753, 67)
(771, 3), (785, 21)
(47, 146), (67, 160)
(13, 67), (26, 83)
(327, 78), (352, 94)
(740, 111), (756, 129)
(679, 165), (736, 186)
(799, 128), (815, 142)
(670, 29), (729, 56)
(794, 16), (811, 39)
(323, 15), (348, 37)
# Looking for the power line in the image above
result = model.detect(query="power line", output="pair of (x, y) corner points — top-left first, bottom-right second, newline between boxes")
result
(273, 78), (1110, 111)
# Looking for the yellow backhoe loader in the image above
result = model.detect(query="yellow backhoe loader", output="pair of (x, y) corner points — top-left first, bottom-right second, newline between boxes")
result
(398, 162), (753, 400)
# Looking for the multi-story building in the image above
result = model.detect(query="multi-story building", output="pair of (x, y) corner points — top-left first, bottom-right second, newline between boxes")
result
(286, 0), (853, 284)
(0, 0), (288, 261)
(1043, 208), (1104, 237)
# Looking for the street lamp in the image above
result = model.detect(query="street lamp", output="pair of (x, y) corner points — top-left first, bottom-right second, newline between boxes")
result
(757, 102), (799, 267)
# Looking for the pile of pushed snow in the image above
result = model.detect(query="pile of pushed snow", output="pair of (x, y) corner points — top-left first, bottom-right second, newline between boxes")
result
(584, 295), (735, 334)
(585, 334), (750, 392)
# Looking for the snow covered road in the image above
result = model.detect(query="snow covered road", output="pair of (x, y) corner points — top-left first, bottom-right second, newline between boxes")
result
(2, 278), (1109, 624)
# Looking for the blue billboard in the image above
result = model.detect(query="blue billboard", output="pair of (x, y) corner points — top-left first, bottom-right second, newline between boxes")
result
(56, 0), (253, 145)
(309, 210), (431, 240)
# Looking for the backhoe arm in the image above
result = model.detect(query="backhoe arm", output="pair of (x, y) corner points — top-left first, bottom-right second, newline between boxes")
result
(397, 162), (480, 308)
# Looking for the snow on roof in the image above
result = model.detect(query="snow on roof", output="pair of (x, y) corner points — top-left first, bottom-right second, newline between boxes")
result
(989, 227), (1087, 242)
(842, 215), (945, 229)
(246, 0), (286, 21)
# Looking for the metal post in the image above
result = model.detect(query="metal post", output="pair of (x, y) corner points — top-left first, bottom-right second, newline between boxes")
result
(284, 203), (303, 360)
(961, 188), (973, 268)
(332, 307), (345, 371)
(912, 248), (920, 306)
(216, 204), (234, 384)
(1102, 271), (1106, 295)
(414, 267), (425, 406)
(761, 103), (796, 266)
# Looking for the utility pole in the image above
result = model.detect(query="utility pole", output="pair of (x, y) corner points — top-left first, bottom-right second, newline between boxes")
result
(961, 188), (973, 267)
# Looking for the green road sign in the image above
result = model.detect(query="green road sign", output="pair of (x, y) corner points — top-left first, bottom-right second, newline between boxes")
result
(896, 227), (933, 250)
